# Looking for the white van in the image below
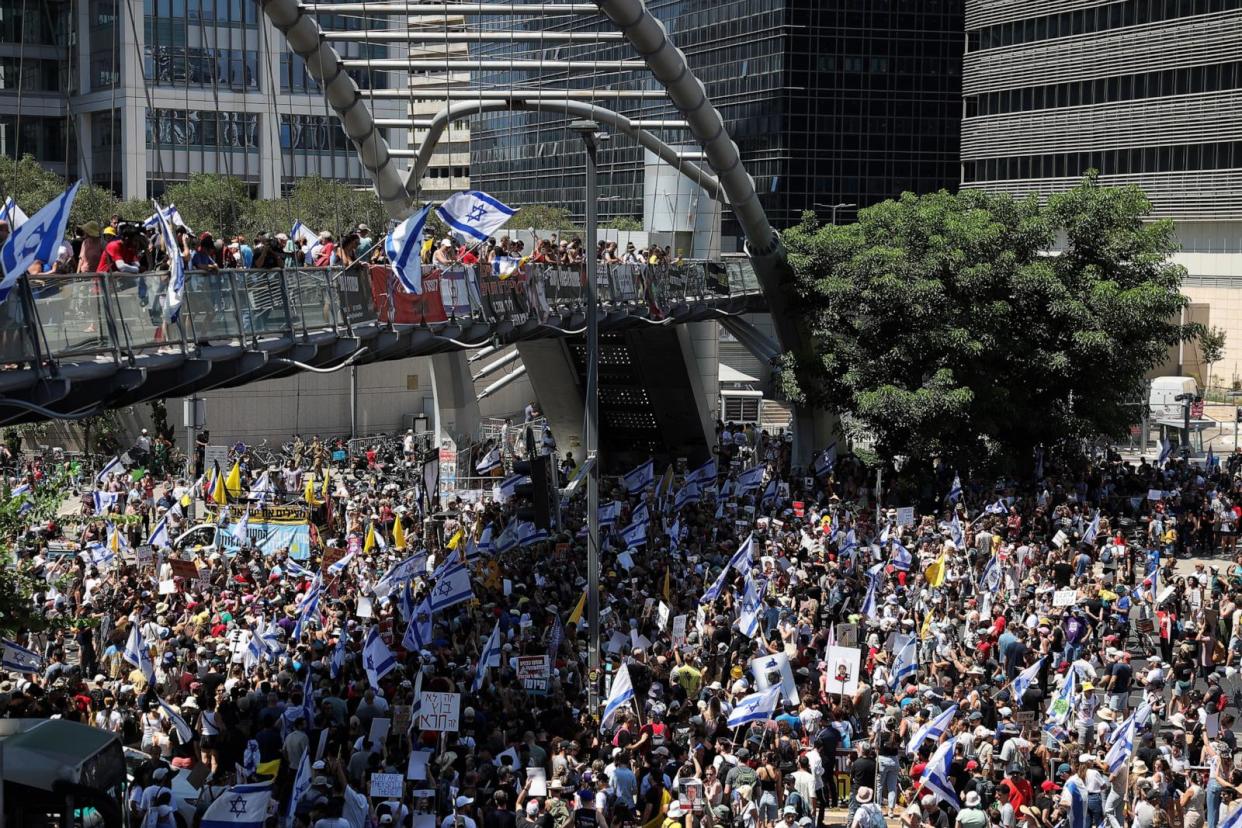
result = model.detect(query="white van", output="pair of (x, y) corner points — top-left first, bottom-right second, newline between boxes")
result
(1149, 375), (1198, 421)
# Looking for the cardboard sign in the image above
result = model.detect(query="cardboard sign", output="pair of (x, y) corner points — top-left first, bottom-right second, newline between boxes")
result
(322, 547), (347, 571)
(406, 750), (431, 781)
(792, 501), (805, 518)
(895, 507), (916, 528)
(823, 645), (862, 696)
(136, 545), (154, 566)
(169, 559), (199, 580)
(1051, 530), (1068, 549)
(1052, 589), (1077, 607)
(750, 651), (801, 705)
(369, 772), (404, 799)
(1014, 710), (1036, 725)
(527, 767), (548, 797)
(671, 615), (688, 648)
(392, 704), (413, 735)
(368, 717), (391, 748)
(417, 691), (461, 732)
(516, 655), (551, 695)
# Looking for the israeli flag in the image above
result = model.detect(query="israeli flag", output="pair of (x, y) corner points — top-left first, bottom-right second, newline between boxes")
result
(436, 190), (516, 244)
(1104, 712), (1136, 773)
(1065, 777), (1088, 828)
(813, 442), (837, 477)
(666, 517), (683, 545)
(891, 636), (918, 688)
(362, 625), (397, 688)
(0, 197), (28, 229)
(329, 631), (348, 679)
(1011, 656), (1045, 703)
(494, 255), (523, 278)
(95, 456), (124, 485)
(1157, 436), (1172, 465)
(623, 459), (655, 494)
(287, 752), (312, 826)
(327, 549), (356, 576)
(890, 539), (912, 571)
(687, 457), (716, 485)
(760, 478), (779, 508)
(143, 203), (189, 232)
(301, 668), (317, 726)
(838, 528), (858, 558)
(495, 473), (529, 504)
(1045, 664), (1078, 726)
(949, 512), (964, 547)
(700, 533), (756, 604)
(0, 637), (43, 673)
(152, 198), (186, 321)
(85, 542), (116, 569)
(600, 663), (635, 731)
(0, 181), (81, 303)
(286, 559), (315, 580)
(985, 498), (1007, 515)
(514, 519), (549, 547)
(948, 473), (962, 503)
(402, 597), (433, 652)
(427, 565), (473, 612)
(737, 464), (765, 494)
(477, 524), (494, 555)
(373, 553), (426, 594)
(158, 696), (195, 743)
(492, 522), (519, 556)
(293, 575), (322, 639)
(860, 567), (881, 620)
(619, 516), (649, 549)
(476, 447), (502, 474)
(124, 624), (155, 681)
(599, 501), (622, 527)
(386, 203), (433, 294)
(290, 220), (318, 248)
(904, 705), (958, 754)
(472, 619), (502, 692)
(919, 736), (961, 810)
(1082, 510), (1101, 546)
(199, 780), (272, 828)
(673, 482), (701, 512)
(737, 574), (764, 639)
(148, 513), (172, 549)
(726, 686), (781, 728)
(249, 471), (275, 503)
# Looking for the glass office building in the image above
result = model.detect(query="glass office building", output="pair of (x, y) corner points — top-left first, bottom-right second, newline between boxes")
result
(468, 0), (963, 246)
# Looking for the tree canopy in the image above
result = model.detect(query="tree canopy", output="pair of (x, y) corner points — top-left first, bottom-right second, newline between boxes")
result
(779, 174), (1194, 475)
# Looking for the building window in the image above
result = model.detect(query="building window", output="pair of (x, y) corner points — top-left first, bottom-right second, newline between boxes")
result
(279, 113), (354, 152)
(964, 139), (1239, 182)
(966, 0), (1242, 51)
(146, 108), (259, 148)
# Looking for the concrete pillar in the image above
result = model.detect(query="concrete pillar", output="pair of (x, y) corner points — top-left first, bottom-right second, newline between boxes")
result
(429, 351), (481, 446)
(258, 14), (284, 199)
(118, 0), (147, 200)
(516, 339), (585, 456)
(791, 404), (838, 475)
(679, 321), (719, 438)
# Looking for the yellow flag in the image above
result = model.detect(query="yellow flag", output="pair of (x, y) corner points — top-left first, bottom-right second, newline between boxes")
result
(304, 475), (318, 506)
(364, 522), (376, 554)
(924, 553), (946, 588)
(447, 529), (463, 551)
(663, 567), (671, 604)
(211, 465), (228, 505)
(224, 461), (242, 498)
(321, 471), (331, 499)
(920, 610), (933, 641)
(566, 590), (587, 625)
(393, 516), (406, 550)
(109, 526), (120, 553)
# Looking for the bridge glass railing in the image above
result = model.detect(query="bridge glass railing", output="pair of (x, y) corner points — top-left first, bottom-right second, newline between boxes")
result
(8, 256), (759, 368)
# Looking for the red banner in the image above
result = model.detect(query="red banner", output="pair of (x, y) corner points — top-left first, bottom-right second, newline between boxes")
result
(369, 264), (449, 325)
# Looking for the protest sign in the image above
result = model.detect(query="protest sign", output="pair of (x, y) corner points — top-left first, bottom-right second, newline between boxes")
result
(671, 615), (688, 648)
(1052, 589), (1077, 607)
(169, 559), (199, 580)
(417, 691), (461, 732)
(369, 773), (404, 799)
(895, 507), (916, 527)
(516, 655), (550, 695)
(392, 704), (412, 734)
(750, 652), (801, 705)
(824, 645), (862, 696)
(835, 623), (858, 648)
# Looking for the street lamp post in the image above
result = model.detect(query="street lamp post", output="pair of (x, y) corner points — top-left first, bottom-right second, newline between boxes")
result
(813, 201), (858, 225)
(570, 119), (603, 717)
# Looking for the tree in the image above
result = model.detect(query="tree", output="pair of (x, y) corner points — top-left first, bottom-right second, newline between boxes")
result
(603, 216), (642, 231)
(0, 154), (120, 228)
(243, 176), (386, 240)
(161, 174), (252, 238)
(511, 205), (581, 236)
(779, 174), (1194, 478)
(1199, 325), (1227, 393)
(0, 471), (74, 637)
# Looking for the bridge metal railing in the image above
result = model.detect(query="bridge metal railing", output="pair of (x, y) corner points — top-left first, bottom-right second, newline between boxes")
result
(3, 257), (762, 374)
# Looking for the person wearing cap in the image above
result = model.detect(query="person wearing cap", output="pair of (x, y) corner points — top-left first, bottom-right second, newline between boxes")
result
(850, 787), (885, 828)
(434, 238), (457, 266)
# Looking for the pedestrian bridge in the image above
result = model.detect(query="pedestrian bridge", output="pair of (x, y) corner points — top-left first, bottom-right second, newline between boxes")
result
(0, 258), (764, 425)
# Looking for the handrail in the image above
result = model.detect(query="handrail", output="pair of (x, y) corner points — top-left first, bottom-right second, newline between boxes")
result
(0, 257), (762, 376)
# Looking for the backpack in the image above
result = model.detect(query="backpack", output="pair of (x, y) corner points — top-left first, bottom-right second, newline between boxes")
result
(863, 805), (886, 828)
(786, 791), (808, 818)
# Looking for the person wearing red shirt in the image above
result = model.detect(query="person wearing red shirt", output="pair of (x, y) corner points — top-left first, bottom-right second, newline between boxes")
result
(96, 228), (142, 273)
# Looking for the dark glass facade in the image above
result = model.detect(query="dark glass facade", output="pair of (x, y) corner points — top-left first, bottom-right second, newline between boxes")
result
(468, 0), (963, 243)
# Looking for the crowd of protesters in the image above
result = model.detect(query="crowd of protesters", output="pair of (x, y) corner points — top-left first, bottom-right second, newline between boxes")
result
(3, 418), (1242, 828)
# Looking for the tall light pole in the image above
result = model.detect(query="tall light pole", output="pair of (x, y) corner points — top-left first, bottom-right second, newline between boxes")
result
(813, 201), (857, 225)
(570, 119), (603, 717)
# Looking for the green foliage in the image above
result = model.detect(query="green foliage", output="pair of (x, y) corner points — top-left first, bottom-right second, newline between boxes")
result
(242, 176), (387, 240)
(0, 471), (74, 637)
(161, 174), (252, 238)
(512, 205), (581, 236)
(0, 155), (121, 229)
(781, 174), (1193, 475)
(603, 216), (642, 231)
(115, 199), (155, 223)
(1200, 325), (1227, 389)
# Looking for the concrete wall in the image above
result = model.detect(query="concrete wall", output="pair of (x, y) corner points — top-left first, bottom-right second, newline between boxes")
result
(1167, 220), (1242, 390)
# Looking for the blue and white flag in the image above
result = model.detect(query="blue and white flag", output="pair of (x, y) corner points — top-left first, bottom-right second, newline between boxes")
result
(492, 522), (519, 556)
(1104, 712), (1136, 773)
(514, 519), (549, 547)
(402, 597), (434, 653)
(0, 180), (81, 303)
(436, 190), (516, 244)
(1157, 437), (1172, 466)
(687, 457), (716, 485)
(860, 564), (883, 621)
(427, 565), (473, 612)
(673, 482), (701, 512)
(86, 541), (116, 569)
(124, 624), (155, 681)
(666, 517), (683, 545)
(1046, 665), (1078, 727)
(624, 459), (655, 494)
(143, 203), (188, 232)
(148, 513), (172, 549)
(1081, 511), (1100, 546)
(0, 637), (43, 673)
(699, 534), (755, 604)
(286, 559), (315, 580)
(152, 198), (186, 321)
(985, 499), (1007, 515)
(1065, 777), (1088, 828)
(301, 668), (316, 726)
(919, 736), (961, 810)
(547, 613), (564, 660)
(200, 780), (273, 828)
(813, 442), (837, 477)
(92, 490), (119, 515)
(327, 549), (356, 576)
(494, 255), (523, 278)
(980, 554), (1002, 593)
(231, 507), (251, 544)
(95, 455), (124, 485)
(363, 625), (397, 689)
(890, 539), (912, 571)
(891, 636), (918, 688)
(737, 464), (765, 494)
(760, 478), (779, 508)
(373, 553), (426, 594)
(0, 197), (28, 229)
(838, 528), (858, 559)
(472, 619), (502, 692)
(386, 204), (433, 294)
(599, 501), (622, 527)
(293, 575), (322, 640)
(158, 696), (195, 743)
(287, 752), (312, 826)
(948, 473), (962, 503)
(726, 686), (781, 728)
(619, 516), (649, 549)
(476, 447), (502, 474)
(907, 703), (957, 756)
(290, 220), (317, 248)
(1011, 656), (1045, 703)
(495, 473), (529, 504)
(949, 512), (964, 547)
(737, 574), (764, 640)
(329, 631), (348, 680)
(600, 662), (635, 731)
(477, 524), (494, 555)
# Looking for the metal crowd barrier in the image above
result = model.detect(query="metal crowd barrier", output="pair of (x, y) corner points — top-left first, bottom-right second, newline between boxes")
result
(2, 257), (762, 372)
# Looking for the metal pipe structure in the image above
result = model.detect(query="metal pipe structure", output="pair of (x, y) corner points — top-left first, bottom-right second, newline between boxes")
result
(471, 348), (522, 381)
(366, 88), (666, 100)
(306, 3), (600, 13)
(261, 0), (410, 219)
(476, 366), (528, 400)
(375, 116), (689, 130)
(340, 58), (646, 71)
(467, 345), (498, 363)
(321, 30), (624, 42)
(402, 100), (722, 201)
